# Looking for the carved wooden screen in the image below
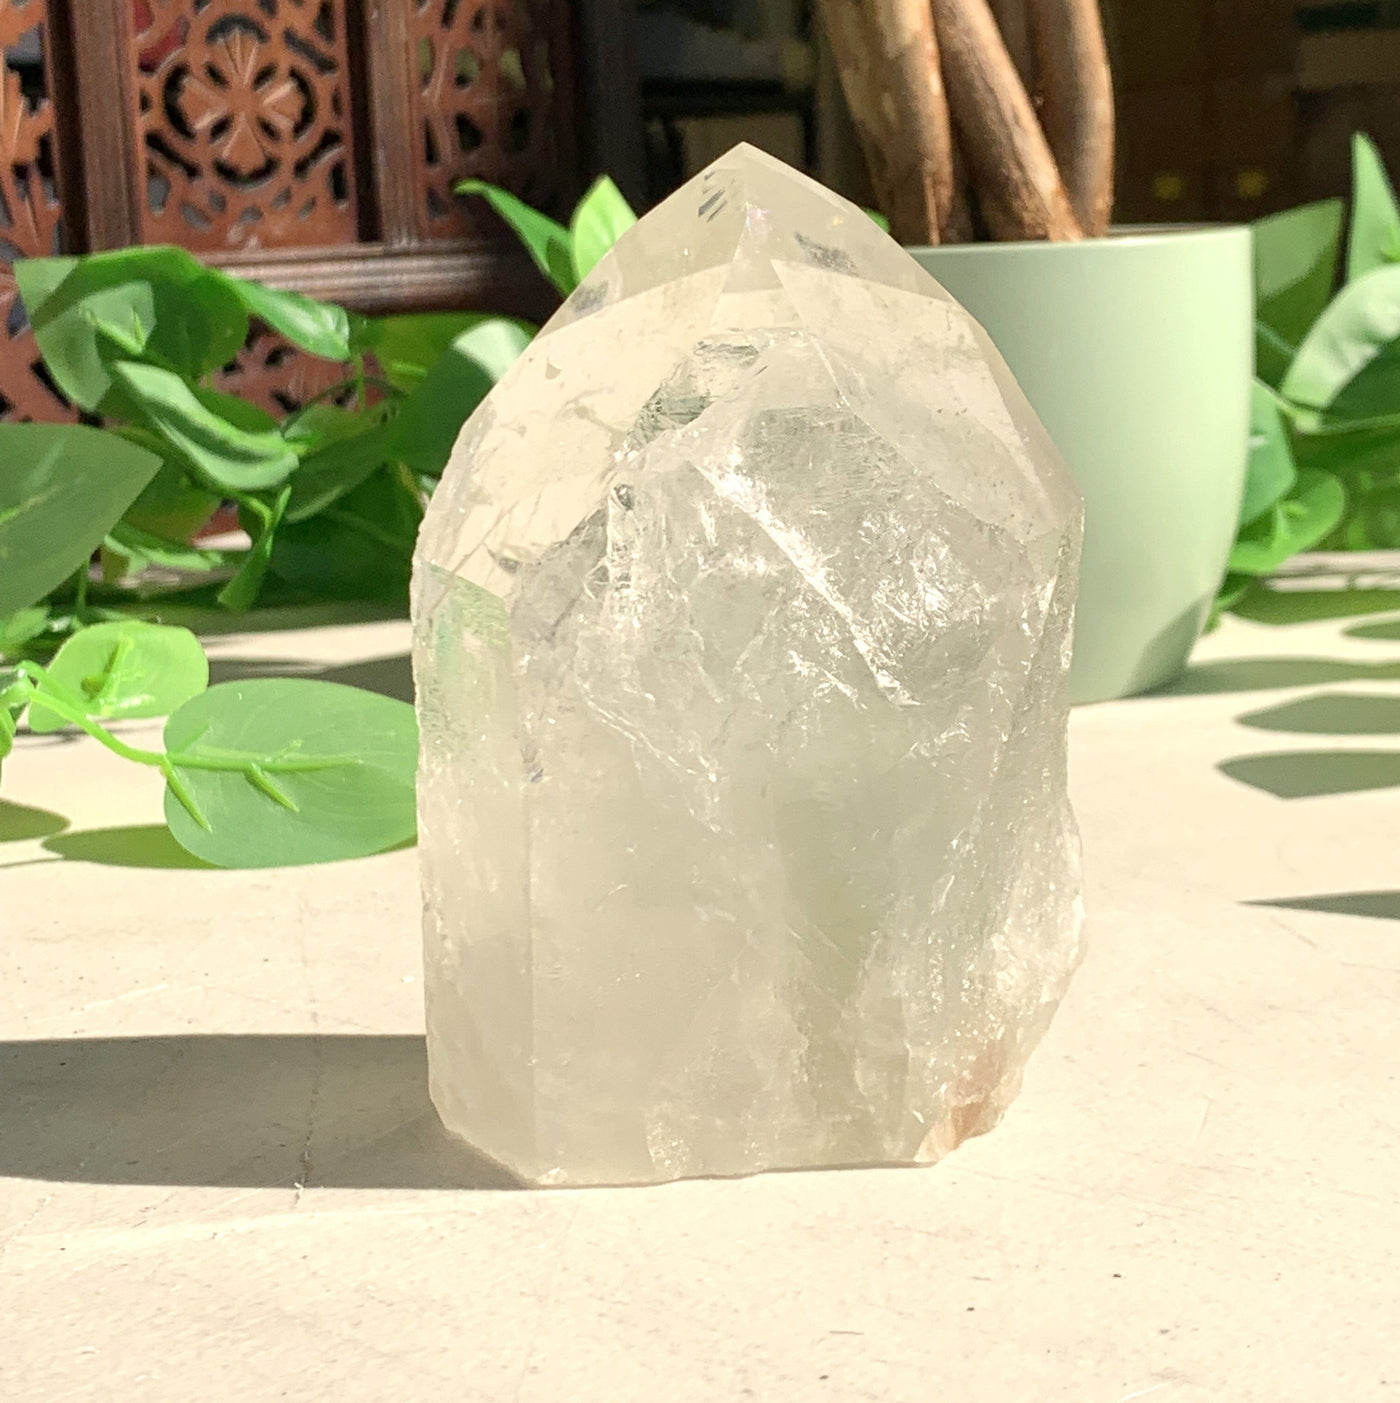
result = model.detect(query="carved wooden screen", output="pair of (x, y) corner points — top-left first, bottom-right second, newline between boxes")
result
(408, 0), (574, 241)
(0, 0), (615, 423)
(130, 0), (363, 251)
(0, 0), (73, 420)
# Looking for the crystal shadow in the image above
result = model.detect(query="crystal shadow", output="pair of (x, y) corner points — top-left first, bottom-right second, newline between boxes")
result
(0, 1034), (520, 1190)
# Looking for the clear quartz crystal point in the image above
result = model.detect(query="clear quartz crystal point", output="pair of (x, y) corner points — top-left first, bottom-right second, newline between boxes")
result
(411, 145), (1084, 1188)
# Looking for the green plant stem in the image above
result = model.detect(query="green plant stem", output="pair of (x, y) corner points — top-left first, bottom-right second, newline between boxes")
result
(71, 563), (96, 626)
(10, 662), (360, 833)
(13, 663), (165, 766)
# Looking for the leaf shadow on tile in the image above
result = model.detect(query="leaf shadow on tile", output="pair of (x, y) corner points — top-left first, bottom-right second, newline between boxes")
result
(1158, 657), (1400, 696)
(1248, 891), (1400, 922)
(1236, 692), (1400, 735)
(1218, 750), (1400, 798)
(42, 824), (212, 870)
(1231, 587), (1400, 627)
(1345, 616), (1400, 642)
(0, 800), (69, 843)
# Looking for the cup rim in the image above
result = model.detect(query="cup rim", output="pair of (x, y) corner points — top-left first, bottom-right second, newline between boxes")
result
(903, 223), (1250, 256)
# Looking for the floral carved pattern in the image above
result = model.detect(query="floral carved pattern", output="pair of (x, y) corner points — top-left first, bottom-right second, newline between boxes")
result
(0, 0), (71, 421)
(131, 0), (360, 251)
(214, 324), (354, 418)
(409, 0), (571, 241)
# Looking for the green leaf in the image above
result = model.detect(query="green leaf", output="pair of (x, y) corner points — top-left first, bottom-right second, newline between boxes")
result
(390, 319), (533, 477)
(226, 278), (353, 362)
(218, 486), (292, 611)
(1228, 467), (1347, 575)
(1292, 416), (1400, 479)
(363, 311), (512, 392)
(191, 384), (281, 435)
(18, 274), (155, 412)
(17, 248), (248, 412)
(26, 620), (208, 734)
(457, 179), (576, 295)
(118, 452), (223, 543)
(1281, 401), (1400, 439)
(271, 466), (421, 605)
(1208, 572), (1256, 630)
(0, 423), (162, 617)
(161, 678), (418, 867)
(12, 255), (77, 315)
(0, 670), (20, 769)
(1340, 482), (1400, 548)
(281, 400), (362, 448)
(865, 208), (891, 233)
(569, 175), (637, 283)
(1252, 198), (1343, 386)
(1281, 263), (1400, 421)
(110, 360), (298, 493)
(284, 407), (398, 522)
(104, 522), (239, 574)
(1347, 133), (1400, 283)
(0, 606), (51, 657)
(1239, 381), (1298, 526)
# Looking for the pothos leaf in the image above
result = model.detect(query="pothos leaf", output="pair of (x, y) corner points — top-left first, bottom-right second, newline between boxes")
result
(271, 466), (420, 605)
(569, 175), (637, 283)
(283, 402), (398, 522)
(16, 248), (249, 412)
(1252, 198), (1343, 387)
(1347, 132), (1400, 283)
(389, 319), (534, 477)
(1239, 381), (1298, 527)
(365, 311), (511, 392)
(457, 179), (576, 295)
(118, 454), (223, 544)
(227, 278), (354, 362)
(110, 360), (299, 493)
(104, 522), (239, 575)
(1281, 263), (1400, 422)
(0, 423), (162, 618)
(0, 606), (52, 658)
(218, 486), (292, 611)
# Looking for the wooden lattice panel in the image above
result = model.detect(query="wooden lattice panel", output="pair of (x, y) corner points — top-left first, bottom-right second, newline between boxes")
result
(213, 323), (354, 417)
(409, 0), (569, 239)
(130, 0), (361, 252)
(0, 0), (72, 421)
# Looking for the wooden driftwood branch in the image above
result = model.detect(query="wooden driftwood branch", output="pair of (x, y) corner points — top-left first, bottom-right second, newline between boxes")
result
(929, 0), (1083, 240)
(943, 125), (977, 242)
(1028, 0), (1115, 235)
(988, 0), (1038, 100)
(816, 0), (955, 243)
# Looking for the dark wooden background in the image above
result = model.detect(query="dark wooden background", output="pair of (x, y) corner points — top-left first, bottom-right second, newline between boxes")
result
(0, 0), (642, 421)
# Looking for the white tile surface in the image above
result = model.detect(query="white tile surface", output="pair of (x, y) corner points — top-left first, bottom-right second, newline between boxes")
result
(3, 592), (1398, 1401)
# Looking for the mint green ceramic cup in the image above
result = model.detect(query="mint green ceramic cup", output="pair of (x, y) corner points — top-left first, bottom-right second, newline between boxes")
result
(909, 228), (1253, 703)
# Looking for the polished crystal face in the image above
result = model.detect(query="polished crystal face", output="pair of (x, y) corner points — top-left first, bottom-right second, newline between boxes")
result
(412, 145), (1084, 1187)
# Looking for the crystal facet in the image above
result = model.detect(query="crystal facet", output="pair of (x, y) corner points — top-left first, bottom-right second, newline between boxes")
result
(412, 146), (1084, 1187)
